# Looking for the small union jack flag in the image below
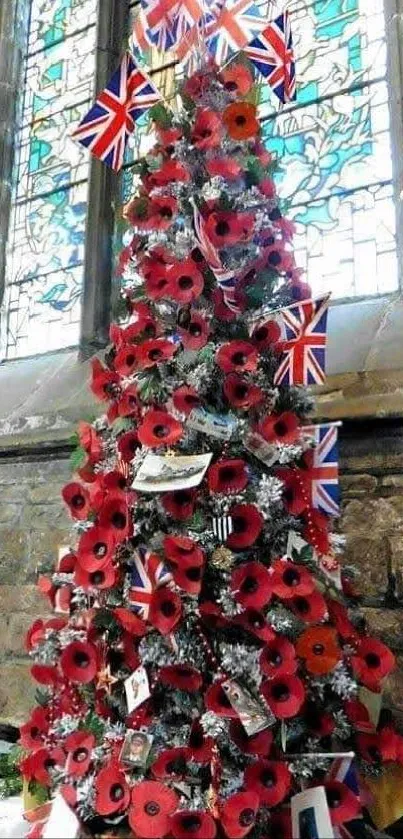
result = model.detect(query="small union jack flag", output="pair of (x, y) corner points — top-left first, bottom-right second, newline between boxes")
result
(192, 205), (241, 312)
(71, 52), (162, 172)
(273, 294), (330, 387)
(204, 0), (267, 65)
(246, 12), (296, 103)
(129, 546), (172, 620)
(303, 423), (340, 517)
(140, 0), (203, 51)
(327, 756), (362, 837)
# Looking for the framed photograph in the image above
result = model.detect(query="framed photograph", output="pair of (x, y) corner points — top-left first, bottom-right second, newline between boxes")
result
(291, 787), (334, 839)
(124, 666), (150, 714)
(222, 679), (275, 736)
(132, 452), (212, 493)
(188, 407), (237, 441)
(120, 730), (153, 768)
(244, 431), (279, 467)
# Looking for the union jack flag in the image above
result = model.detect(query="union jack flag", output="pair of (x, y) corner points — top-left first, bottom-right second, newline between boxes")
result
(129, 546), (172, 620)
(205, 0), (267, 64)
(246, 12), (296, 103)
(303, 423), (340, 517)
(273, 294), (330, 387)
(327, 756), (362, 838)
(71, 52), (162, 172)
(140, 0), (203, 51)
(192, 205), (241, 312)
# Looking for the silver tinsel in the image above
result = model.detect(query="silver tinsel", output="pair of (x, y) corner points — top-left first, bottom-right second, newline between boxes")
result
(220, 767), (244, 798)
(333, 709), (353, 740)
(49, 714), (80, 738)
(219, 642), (261, 690)
(217, 586), (243, 619)
(276, 443), (305, 464)
(289, 754), (330, 782)
(255, 475), (284, 519)
(76, 774), (96, 821)
(311, 662), (358, 701)
(200, 711), (228, 740)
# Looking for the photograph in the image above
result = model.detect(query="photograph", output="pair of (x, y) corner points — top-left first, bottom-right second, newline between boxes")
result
(124, 666), (150, 714)
(132, 452), (212, 492)
(120, 731), (153, 768)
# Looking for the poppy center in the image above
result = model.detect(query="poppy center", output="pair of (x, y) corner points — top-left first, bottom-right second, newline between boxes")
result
(94, 542), (108, 558)
(30, 726), (40, 740)
(179, 275), (194, 290)
(176, 491), (192, 505)
(72, 494), (85, 509)
(232, 351), (246, 365)
(191, 247), (204, 263)
(161, 599), (176, 617)
(268, 250), (282, 267)
(159, 206), (173, 218)
(249, 611), (264, 629)
(225, 80), (238, 92)
(239, 808), (255, 827)
(261, 769), (276, 788)
(233, 515), (247, 534)
(365, 652), (381, 669)
(242, 575), (258, 593)
(220, 466), (237, 482)
(73, 747), (88, 763)
(167, 756), (187, 774)
(312, 643), (325, 655)
(185, 394), (199, 406)
(368, 745), (381, 762)
(270, 207), (282, 222)
(126, 354), (136, 367)
(128, 395), (137, 406)
(149, 348), (163, 361)
(200, 129), (212, 139)
(271, 682), (290, 701)
(216, 220), (230, 237)
(255, 326), (268, 342)
(190, 729), (203, 748)
(110, 783), (125, 802)
(327, 789), (341, 809)
(91, 570), (105, 585)
(294, 597), (309, 614)
(274, 420), (288, 437)
(154, 424), (169, 439)
(235, 384), (248, 399)
(144, 323), (156, 337)
(267, 650), (282, 666)
(283, 568), (301, 587)
(181, 814), (202, 831)
(189, 322), (202, 337)
(44, 758), (56, 770)
(112, 512), (126, 529)
(73, 651), (90, 669)
(235, 114), (247, 126)
(186, 566), (202, 581)
(145, 801), (160, 816)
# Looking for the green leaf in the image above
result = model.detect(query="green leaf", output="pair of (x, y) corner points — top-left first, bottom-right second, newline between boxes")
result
(69, 445), (87, 471)
(149, 102), (172, 128)
(112, 416), (133, 436)
(28, 780), (49, 805)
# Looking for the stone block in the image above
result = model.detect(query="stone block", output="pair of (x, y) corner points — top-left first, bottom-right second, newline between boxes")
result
(5, 613), (44, 656)
(342, 534), (391, 598)
(28, 528), (72, 577)
(0, 504), (20, 525)
(0, 662), (36, 725)
(360, 609), (403, 650)
(0, 585), (45, 615)
(21, 504), (67, 528)
(385, 656), (403, 718)
(341, 498), (403, 534)
(28, 483), (64, 504)
(340, 474), (378, 497)
(0, 529), (28, 584)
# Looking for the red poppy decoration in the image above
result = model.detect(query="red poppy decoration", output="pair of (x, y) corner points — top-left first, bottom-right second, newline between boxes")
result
(152, 747), (190, 780)
(20, 707), (49, 751)
(259, 412), (300, 445)
(351, 637), (395, 691)
(98, 493), (132, 544)
(270, 560), (315, 600)
(137, 338), (176, 370)
(179, 313), (210, 350)
(149, 588), (182, 635)
(65, 731), (95, 777)
(259, 636), (297, 678)
(90, 358), (120, 401)
(303, 509), (330, 555)
(357, 728), (398, 764)
(117, 384), (139, 417)
(167, 259), (204, 304)
(173, 560), (204, 595)
(62, 482), (91, 521)
(148, 196), (178, 230)
(261, 673), (305, 719)
(170, 810), (217, 839)
(159, 665), (203, 693)
(129, 780), (178, 839)
(114, 344), (138, 377)
(231, 561), (272, 609)
(74, 563), (117, 591)
(162, 489), (197, 520)
(296, 626), (341, 676)
(229, 719), (273, 757)
(304, 703), (336, 739)
(78, 421), (103, 465)
(234, 610), (276, 643)
(216, 341), (258, 375)
(145, 267), (170, 300)
(208, 459), (248, 494)
(138, 410), (183, 448)
(251, 319), (281, 351)
(117, 430), (140, 463)
(291, 590), (328, 624)
(221, 64), (253, 96)
(188, 720), (214, 764)
(20, 747), (65, 787)
(172, 385), (200, 415)
(164, 534), (204, 568)
(122, 632), (141, 672)
(278, 469), (308, 516)
(205, 211), (254, 247)
(223, 374), (264, 409)
(344, 699), (374, 734)
(325, 781), (361, 825)
(30, 664), (59, 686)
(77, 525), (115, 572)
(213, 288), (237, 322)
(220, 790), (260, 839)
(227, 504), (264, 550)
(192, 108), (222, 149)
(244, 759), (291, 807)
(205, 680), (238, 718)
(95, 760), (130, 816)
(60, 640), (98, 684)
(113, 607), (147, 636)
(147, 159), (190, 188)
(206, 157), (242, 180)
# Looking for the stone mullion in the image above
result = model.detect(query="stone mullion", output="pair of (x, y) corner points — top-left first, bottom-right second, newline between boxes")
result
(385, 0), (403, 293)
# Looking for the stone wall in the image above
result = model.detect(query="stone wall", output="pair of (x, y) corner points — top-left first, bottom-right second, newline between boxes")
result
(1, 419), (403, 726)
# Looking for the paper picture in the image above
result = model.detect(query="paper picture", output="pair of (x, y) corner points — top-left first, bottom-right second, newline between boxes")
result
(244, 431), (279, 466)
(291, 787), (334, 839)
(120, 730), (153, 768)
(124, 665), (150, 714)
(188, 407), (238, 441)
(222, 679), (275, 736)
(132, 452), (212, 493)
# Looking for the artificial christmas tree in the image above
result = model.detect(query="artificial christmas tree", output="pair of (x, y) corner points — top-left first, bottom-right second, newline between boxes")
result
(19, 59), (401, 838)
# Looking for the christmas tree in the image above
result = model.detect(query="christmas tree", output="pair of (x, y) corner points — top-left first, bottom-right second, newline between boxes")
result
(20, 60), (401, 839)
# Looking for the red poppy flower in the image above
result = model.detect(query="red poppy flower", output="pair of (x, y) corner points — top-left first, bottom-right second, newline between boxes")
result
(231, 561), (272, 609)
(56, 550), (77, 573)
(217, 341), (258, 375)
(304, 703), (336, 738)
(188, 720), (214, 763)
(205, 680), (238, 718)
(95, 760), (130, 816)
(183, 68), (211, 99)
(20, 707), (49, 751)
(270, 560), (315, 601)
(171, 810), (217, 839)
(162, 489), (197, 520)
(116, 384), (139, 418)
(117, 430), (140, 463)
(159, 665), (202, 692)
(220, 790), (260, 838)
(20, 747), (65, 787)
(156, 125), (183, 152)
(290, 589), (327, 623)
(114, 344), (138, 377)
(140, 245), (174, 277)
(78, 421), (103, 465)
(290, 278), (312, 302)
(192, 109), (222, 149)
(74, 562), (117, 591)
(206, 157), (242, 180)
(138, 409), (183, 448)
(261, 673), (305, 719)
(30, 664), (59, 686)
(351, 638), (395, 690)
(172, 385), (201, 415)
(199, 600), (232, 630)
(208, 459), (248, 494)
(205, 211), (254, 247)
(129, 780), (178, 839)
(60, 640), (98, 684)
(65, 731), (95, 777)
(145, 267), (170, 300)
(251, 319), (281, 351)
(152, 747), (190, 780)
(25, 618), (65, 651)
(77, 525), (115, 572)
(223, 374), (264, 409)
(122, 631), (141, 671)
(263, 242), (293, 273)
(344, 699), (374, 734)
(296, 626), (341, 675)
(278, 469), (308, 516)
(61, 482), (91, 521)
(164, 534), (204, 567)
(147, 159), (190, 188)
(212, 288), (237, 322)
(173, 561), (204, 595)
(235, 609), (276, 643)
(147, 196), (178, 230)
(166, 259), (204, 304)
(98, 493), (132, 543)
(260, 636), (297, 678)
(258, 178), (276, 198)
(113, 607), (147, 636)
(223, 102), (259, 140)
(90, 358), (119, 401)
(325, 781), (361, 825)
(227, 504), (264, 550)
(303, 509), (330, 555)
(137, 338), (176, 369)
(259, 412), (300, 445)
(244, 759), (291, 807)
(179, 313), (210, 350)
(122, 302), (158, 341)
(149, 588), (182, 634)
(229, 719), (273, 757)
(358, 727), (398, 764)
(221, 64), (253, 96)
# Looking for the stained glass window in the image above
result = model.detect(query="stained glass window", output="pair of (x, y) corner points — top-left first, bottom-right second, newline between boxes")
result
(2, 0), (97, 360)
